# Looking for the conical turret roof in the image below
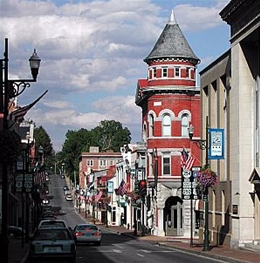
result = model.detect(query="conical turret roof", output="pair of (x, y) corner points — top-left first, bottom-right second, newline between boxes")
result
(144, 11), (200, 64)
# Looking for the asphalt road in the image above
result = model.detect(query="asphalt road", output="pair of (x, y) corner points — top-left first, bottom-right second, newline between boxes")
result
(26, 174), (228, 263)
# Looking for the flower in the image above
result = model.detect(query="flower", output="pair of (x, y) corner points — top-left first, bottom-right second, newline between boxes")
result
(196, 166), (218, 190)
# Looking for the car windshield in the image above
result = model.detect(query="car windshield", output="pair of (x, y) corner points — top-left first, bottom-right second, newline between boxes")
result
(34, 229), (71, 240)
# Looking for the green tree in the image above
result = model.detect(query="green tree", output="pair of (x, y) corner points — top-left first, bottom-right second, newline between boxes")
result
(34, 126), (54, 170)
(61, 128), (93, 182)
(91, 120), (131, 152)
(60, 120), (131, 183)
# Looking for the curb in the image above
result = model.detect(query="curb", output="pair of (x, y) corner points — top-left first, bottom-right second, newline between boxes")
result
(20, 247), (29, 263)
(157, 242), (252, 263)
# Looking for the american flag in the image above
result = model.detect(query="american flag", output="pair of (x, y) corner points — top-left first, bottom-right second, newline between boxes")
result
(34, 171), (46, 185)
(8, 90), (48, 123)
(181, 148), (195, 171)
(117, 179), (128, 196)
(95, 190), (103, 202)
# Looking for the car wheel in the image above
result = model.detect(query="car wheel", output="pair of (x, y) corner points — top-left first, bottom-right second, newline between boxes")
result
(95, 241), (101, 246)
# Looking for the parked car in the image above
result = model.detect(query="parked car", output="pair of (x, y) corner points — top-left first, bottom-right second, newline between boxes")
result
(38, 219), (68, 229)
(73, 223), (101, 245)
(65, 193), (73, 201)
(42, 211), (56, 220)
(42, 199), (50, 205)
(8, 225), (25, 238)
(63, 185), (69, 191)
(29, 227), (76, 263)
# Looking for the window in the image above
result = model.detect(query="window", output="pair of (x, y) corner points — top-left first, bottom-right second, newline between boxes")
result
(175, 67), (180, 77)
(181, 114), (189, 137)
(186, 67), (190, 78)
(162, 67), (168, 77)
(162, 114), (171, 136)
(162, 156), (170, 175)
(87, 159), (94, 166)
(153, 67), (157, 78)
(149, 114), (154, 137)
(99, 159), (106, 167)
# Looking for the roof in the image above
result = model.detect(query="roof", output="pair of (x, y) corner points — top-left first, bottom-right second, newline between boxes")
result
(144, 10), (200, 64)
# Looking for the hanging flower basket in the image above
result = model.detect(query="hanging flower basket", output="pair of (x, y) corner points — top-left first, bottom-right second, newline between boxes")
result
(196, 166), (218, 191)
(0, 129), (21, 164)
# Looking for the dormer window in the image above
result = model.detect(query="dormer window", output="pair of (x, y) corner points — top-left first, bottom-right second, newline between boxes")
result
(153, 67), (157, 78)
(186, 67), (190, 78)
(162, 67), (168, 78)
(175, 67), (180, 77)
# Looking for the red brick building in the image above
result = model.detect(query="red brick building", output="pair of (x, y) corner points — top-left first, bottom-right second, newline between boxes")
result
(79, 146), (122, 190)
(135, 11), (201, 237)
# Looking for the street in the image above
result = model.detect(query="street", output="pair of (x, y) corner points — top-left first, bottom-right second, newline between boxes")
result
(25, 174), (227, 263)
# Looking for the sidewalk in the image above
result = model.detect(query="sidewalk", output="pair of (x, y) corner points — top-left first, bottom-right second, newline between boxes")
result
(10, 214), (260, 263)
(9, 237), (29, 263)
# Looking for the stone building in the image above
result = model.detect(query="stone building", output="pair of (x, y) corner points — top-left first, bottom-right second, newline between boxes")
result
(199, 0), (260, 247)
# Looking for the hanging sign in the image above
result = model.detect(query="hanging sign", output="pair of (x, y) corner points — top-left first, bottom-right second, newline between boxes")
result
(181, 167), (201, 200)
(181, 169), (192, 200)
(209, 128), (224, 160)
(107, 181), (114, 194)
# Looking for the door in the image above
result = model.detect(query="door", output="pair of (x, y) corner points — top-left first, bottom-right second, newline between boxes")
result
(165, 197), (183, 236)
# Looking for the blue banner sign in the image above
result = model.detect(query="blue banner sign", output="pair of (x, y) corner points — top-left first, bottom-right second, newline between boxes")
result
(209, 128), (224, 160)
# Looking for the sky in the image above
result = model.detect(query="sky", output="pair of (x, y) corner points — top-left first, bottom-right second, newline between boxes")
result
(0, 0), (231, 152)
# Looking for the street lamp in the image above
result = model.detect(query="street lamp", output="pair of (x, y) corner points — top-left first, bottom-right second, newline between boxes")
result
(153, 147), (158, 192)
(25, 132), (31, 243)
(188, 116), (210, 251)
(0, 38), (41, 263)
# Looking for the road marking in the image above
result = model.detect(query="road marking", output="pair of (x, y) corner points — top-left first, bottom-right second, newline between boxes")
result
(136, 249), (176, 253)
(93, 249), (122, 253)
(113, 244), (124, 249)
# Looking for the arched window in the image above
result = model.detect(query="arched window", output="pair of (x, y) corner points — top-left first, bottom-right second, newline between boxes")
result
(162, 114), (171, 136)
(181, 114), (189, 137)
(142, 123), (147, 142)
(149, 114), (154, 137)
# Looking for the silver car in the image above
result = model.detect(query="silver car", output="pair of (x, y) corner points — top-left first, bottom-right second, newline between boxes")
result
(29, 227), (76, 263)
(73, 224), (101, 245)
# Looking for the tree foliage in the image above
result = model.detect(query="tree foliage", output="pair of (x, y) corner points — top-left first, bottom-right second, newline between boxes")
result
(34, 126), (54, 170)
(60, 120), (131, 182)
(91, 120), (131, 152)
(61, 128), (93, 178)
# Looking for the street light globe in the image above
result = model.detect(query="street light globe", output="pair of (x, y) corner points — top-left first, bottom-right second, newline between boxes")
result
(29, 49), (41, 80)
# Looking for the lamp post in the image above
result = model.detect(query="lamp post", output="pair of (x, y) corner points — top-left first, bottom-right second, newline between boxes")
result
(0, 38), (41, 263)
(153, 147), (158, 192)
(25, 132), (31, 243)
(188, 116), (210, 251)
